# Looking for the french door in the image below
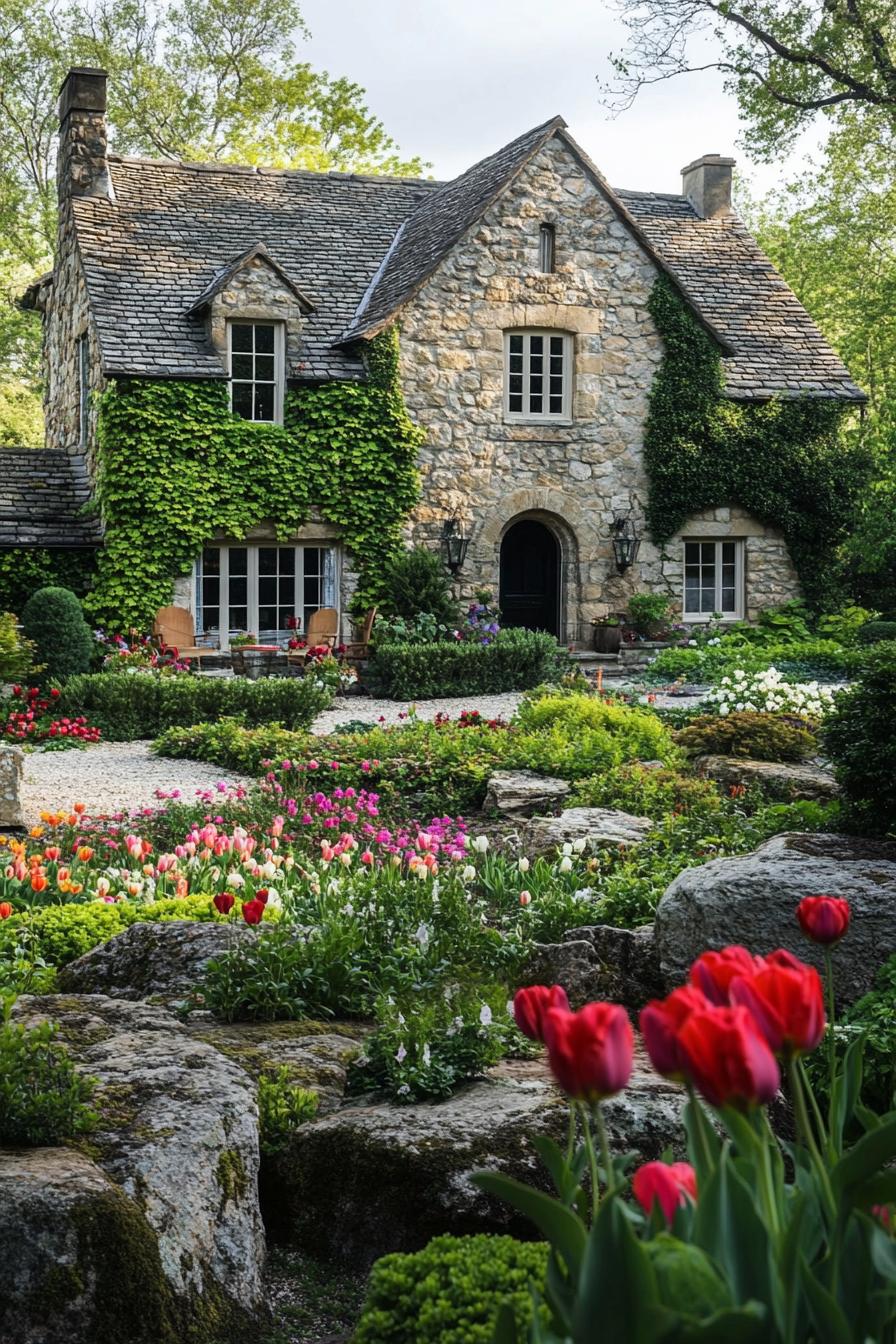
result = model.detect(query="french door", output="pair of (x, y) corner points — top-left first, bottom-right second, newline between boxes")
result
(195, 544), (337, 648)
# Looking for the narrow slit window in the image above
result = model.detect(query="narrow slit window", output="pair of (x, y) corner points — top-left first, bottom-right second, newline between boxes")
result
(78, 334), (90, 448)
(539, 223), (555, 273)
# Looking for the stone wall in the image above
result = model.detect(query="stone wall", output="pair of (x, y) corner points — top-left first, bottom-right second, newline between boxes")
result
(397, 133), (800, 637)
(207, 258), (307, 381)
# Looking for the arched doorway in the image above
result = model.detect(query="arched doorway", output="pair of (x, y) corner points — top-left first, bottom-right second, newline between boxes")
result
(499, 518), (560, 636)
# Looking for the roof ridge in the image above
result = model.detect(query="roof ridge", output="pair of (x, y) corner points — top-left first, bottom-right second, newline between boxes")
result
(107, 153), (442, 189)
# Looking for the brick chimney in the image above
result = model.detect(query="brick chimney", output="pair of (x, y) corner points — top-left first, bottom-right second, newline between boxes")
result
(680, 154), (735, 219)
(57, 67), (114, 202)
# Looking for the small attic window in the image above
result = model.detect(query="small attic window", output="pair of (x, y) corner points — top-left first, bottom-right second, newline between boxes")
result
(228, 321), (284, 424)
(539, 223), (555, 274)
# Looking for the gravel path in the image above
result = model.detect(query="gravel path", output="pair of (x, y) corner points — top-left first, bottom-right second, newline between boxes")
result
(311, 690), (525, 734)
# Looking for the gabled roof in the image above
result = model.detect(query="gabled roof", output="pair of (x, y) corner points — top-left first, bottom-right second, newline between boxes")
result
(185, 242), (316, 316)
(0, 450), (101, 547)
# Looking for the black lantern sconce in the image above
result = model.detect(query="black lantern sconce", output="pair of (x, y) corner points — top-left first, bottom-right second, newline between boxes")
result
(441, 517), (470, 576)
(611, 515), (641, 573)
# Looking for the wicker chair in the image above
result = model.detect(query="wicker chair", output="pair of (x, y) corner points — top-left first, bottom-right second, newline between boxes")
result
(305, 607), (339, 648)
(152, 606), (217, 668)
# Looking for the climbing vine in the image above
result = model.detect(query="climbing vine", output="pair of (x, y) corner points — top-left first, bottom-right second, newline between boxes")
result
(0, 548), (96, 616)
(88, 328), (424, 628)
(644, 277), (872, 611)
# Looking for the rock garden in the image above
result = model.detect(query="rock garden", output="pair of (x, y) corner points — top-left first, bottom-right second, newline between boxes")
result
(3, 584), (896, 1342)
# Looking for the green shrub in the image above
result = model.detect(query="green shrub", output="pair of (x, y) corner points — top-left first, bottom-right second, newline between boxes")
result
(0, 1004), (96, 1145)
(0, 896), (219, 970)
(674, 711), (817, 762)
(856, 620), (896, 645)
(353, 1234), (548, 1344)
(58, 671), (333, 740)
(0, 610), (35, 683)
(508, 692), (677, 776)
(568, 764), (724, 820)
(380, 546), (459, 625)
(258, 1066), (319, 1154)
(369, 628), (562, 699)
(647, 637), (858, 685)
(824, 645), (896, 835)
(807, 954), (896, 1117)
(21, 586), (93, 682)
(627, 592), (670, 634)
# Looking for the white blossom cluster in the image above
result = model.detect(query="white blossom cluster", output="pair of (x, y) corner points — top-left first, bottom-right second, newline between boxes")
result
(704, 667), (836, 719)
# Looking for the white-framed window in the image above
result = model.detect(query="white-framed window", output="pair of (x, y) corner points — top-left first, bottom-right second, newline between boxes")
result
(77, 334), (90, 448)
(539, 223), (555, 273)
(683, 538), (744, 620)
(504, 330), (572, 421)
(228, 321), (284, 423)
(194, 544), (338, 648)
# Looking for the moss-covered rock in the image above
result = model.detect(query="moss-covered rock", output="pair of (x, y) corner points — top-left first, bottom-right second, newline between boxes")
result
(57, 920), (258, 1002)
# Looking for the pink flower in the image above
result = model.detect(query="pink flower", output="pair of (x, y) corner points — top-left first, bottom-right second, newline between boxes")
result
(632, 1162), (697, 1223)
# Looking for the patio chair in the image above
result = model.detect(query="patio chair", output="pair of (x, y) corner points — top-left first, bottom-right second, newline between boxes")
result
(305, 607), (339, 649)
(152, 606), (217, 668)
(343, 606), (377, 664)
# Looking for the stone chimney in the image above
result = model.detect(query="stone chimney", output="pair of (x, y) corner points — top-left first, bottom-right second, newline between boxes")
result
(680, 154), (735, 219)
(57, 67), (114, 203)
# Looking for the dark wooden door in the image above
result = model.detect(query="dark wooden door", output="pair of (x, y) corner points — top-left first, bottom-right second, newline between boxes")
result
(499, 520), (560, 636)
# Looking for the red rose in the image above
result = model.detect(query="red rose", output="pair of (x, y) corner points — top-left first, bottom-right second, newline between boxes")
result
(543, 1001), (633, 1103)
(689, 945), (765, 1005)
(678, 1005), (780, 1110)
(797, 895), (851, 946)
(241, 898), (265, 925)
(513, 984), (570, 1043)
(729, 958), (826, 1058)
(632, 1161), (697, 1223)
(213, 892), (235, 916)
(639, 984), (711, 1079)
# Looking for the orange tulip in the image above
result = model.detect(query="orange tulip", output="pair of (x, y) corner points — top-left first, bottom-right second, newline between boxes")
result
(29, 826), (44, 839)
(67, 881), (83, 895)
(43, 846), (61, 862)
(76, 846), (94, 862)
(0, 901), (12, 918)
(73, 802), (87, 815)
(30, 873), (48, 893)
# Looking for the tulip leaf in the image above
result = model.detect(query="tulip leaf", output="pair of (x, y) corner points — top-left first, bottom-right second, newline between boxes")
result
(532, 1135), (586, 1204)
(798, 1255), (854, 1344)
(493, 1302), (520, 1344)
(833, 1115), (896, 1197)
(870, 1224), (896, 1281)
(830, 1033), (866, 1149)
(852, 1172), (896, 1210)
(472, 1171), (587, 1276)
(571, 1195), (663, 1344)
(672, 1303), (768, 1343)
(692, 1149), (773, 1309)
(683, 1097), (721, 1184)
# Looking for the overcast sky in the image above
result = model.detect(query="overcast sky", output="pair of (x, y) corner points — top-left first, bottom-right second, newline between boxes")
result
(299, 0), (807, 198)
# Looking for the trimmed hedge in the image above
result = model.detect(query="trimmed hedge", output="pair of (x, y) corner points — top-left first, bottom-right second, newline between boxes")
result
(56, 672), (334, 741)
(0, 896), (220, 970)
(857, 621), (896, 645)
(368, 628), (562, 699)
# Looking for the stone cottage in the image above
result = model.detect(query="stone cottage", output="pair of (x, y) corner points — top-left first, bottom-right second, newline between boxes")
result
(19, 66), (865, 646)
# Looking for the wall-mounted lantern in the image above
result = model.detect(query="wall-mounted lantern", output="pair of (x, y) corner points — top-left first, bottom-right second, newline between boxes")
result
(441, 517), (470, 576)
(611, 515), (641, 573)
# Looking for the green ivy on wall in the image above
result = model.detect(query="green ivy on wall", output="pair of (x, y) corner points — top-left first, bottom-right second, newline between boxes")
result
(0, 547), (96, 617)
(644, 276), (872, 610)
(88, 328), (424, 629)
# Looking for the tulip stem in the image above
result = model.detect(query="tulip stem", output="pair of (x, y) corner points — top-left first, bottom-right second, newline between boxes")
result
(787, 1057), (836, 1217)
(824, 948), (837, 1128)
(687, 1082), (716, 1177)
(594, 1103), (614, 1199)
(580, 1103), (600, 1222)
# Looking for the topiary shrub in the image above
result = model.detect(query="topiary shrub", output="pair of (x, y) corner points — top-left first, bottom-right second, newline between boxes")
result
(856, 620), (896, 645)
(352, 1234), (548, 1344)
(380, 546), (460, 625)
(674, 711), (817, 762)
(824, 645), (896, 835)
(0, 1005), (96, 1145)
(20, 586), (94, 682)
(369, 629), (561, 699)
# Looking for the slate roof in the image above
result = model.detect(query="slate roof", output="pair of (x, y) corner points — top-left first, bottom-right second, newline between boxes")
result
(52, 121), (864, 401)
(0, 450), (101, 547)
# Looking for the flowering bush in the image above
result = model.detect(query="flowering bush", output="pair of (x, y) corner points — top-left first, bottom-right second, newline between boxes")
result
(704, 667), (837, 718)
(456, 591), (502, 645)
(476, 900), (896, 1342)
(95, 627), (190, 675)
(2, 686), (101, 749)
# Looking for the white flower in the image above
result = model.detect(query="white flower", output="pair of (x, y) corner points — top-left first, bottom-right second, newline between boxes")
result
(395, 1044), (407, 1063)
(462, 864), (476, 881)
(422, 1044), (431, 1066)
(561, 842), (573, 857)
(472, 835), (489, 853)
(415, 923), (430, 949)
(506, 998), (516, 1018)
(572, 837), (587, 854)
(479, 1003), (493, 1027)
(559, 856), (573, 873)
(226, 871), (245, 889)
(518, 856), (530, 873)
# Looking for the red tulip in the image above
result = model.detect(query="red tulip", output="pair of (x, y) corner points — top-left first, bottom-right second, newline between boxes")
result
(678, 1005), (780, 1109)
(797, 895), (851, 946)
(632, 1161), (697, 1223)
(241, 898), (265, 925)
(689, 946), (765, 1005)
(0, 901), (12, 919)
(640, 985), (711, 1080)
(729, 959), (826, 1058)
(213, 892), (235, 916)
(543, 1002), (633, 1103)
(255, 888), (270, 906)
(513, 984), (571, 1043)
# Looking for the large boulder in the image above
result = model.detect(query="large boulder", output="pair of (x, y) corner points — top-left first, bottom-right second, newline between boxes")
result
(484, 770), (571, 818)
(266, 1052), (686, 1266)
(526, 806), (653, 856)
(12, 994), (266, 1331)
(58, 919), (257, 1001)
(0, 741), (24, 828)
(655, 832), (896, 1002)
(696, 755), (840, 802)
(523, 924), (663, 1011)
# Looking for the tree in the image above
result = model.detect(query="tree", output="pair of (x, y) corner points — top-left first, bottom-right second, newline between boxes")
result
(603, 0), (896, 159)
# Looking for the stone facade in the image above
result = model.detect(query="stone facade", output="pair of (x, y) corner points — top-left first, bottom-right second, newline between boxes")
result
(205, 255), (309, 383)
(398, 136), (801, 638)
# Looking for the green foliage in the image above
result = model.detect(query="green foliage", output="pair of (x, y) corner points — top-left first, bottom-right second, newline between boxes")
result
(568, 764), (724, 820)
(816, 606), (880, 647)
(627, 591), (670, 634)
(88, 329), (423, 627)
(644, 277), (870, 611)
(824, 644), (896, 835)
(353, 1234), (549, 1344)
(59, 670), (333, 740)
(674, 711), (817, 762)
(369, 629), (562, 699)
(0, 609), (34, 683)
(380, 546), (460, 625)
(857, 621), (896, 645)
(257, 1066), (319, 1155)
(0, 548), (95, 617)
(511, 692), (677, 775)
(21, 586), (93, 681)
(0, 1003), (96, 1146)
(646, 635), (860, 685)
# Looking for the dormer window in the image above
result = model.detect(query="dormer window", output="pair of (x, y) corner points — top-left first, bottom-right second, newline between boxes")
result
(539, 223), (555, 273)
(228, 321), (284, 423)
(505, 330), (572, 421)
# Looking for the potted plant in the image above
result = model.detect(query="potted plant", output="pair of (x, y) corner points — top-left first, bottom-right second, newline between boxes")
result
(591, 613), (624, 654)
(627, 592), (671, 641)
(228, 632), (255, 676)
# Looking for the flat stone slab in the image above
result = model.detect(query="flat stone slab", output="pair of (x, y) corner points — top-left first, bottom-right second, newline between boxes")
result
(58, 919), (258, 1000)
(696, 754), (840, 801)
(526, 806), (653, 855)
(656, 831), (896, 1003)
(484, 769), (571, 818)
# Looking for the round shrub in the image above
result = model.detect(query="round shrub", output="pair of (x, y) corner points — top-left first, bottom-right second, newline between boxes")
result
(353, 1234), (548, 1344)
(674, 711), (816, 762)
(824, 645), (896, 835)
(21, 585), (94, 681)
(856, 620), (896, 646)
(509, 691), (677, 775)
(0, 1011), (96, 1146)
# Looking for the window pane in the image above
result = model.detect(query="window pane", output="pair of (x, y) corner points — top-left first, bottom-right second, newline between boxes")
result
(258, 547), (277, 575)
(202, 546), (221, 573)
(230, 325), (253, 352)
(509, 334), (523, 355)
(258, 606), (277, 631)
(529, 394), (543, 413)
(229, 548), (247, 575)
(254, 384), (275, 420)
(304, 548), (321, 575)
(279, 577), (294, 603)
(229, 607), (248, 631)
(230, 577), (248, 605)
(279, 548), (295, 575)
(202, 577), (219, 605)
(231, 354), (253, 380)
(258, 576), (277, 605)
(549, 394), (563, 414)
(530, 335), (543, 355)
(508, 393), (523, 413)
(231, 382), (253, 419)
(254, 355), (275, 382)
(720, 588), (737, 612)
(305, 576), (320, 604)
(254, 324), (275, 354)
